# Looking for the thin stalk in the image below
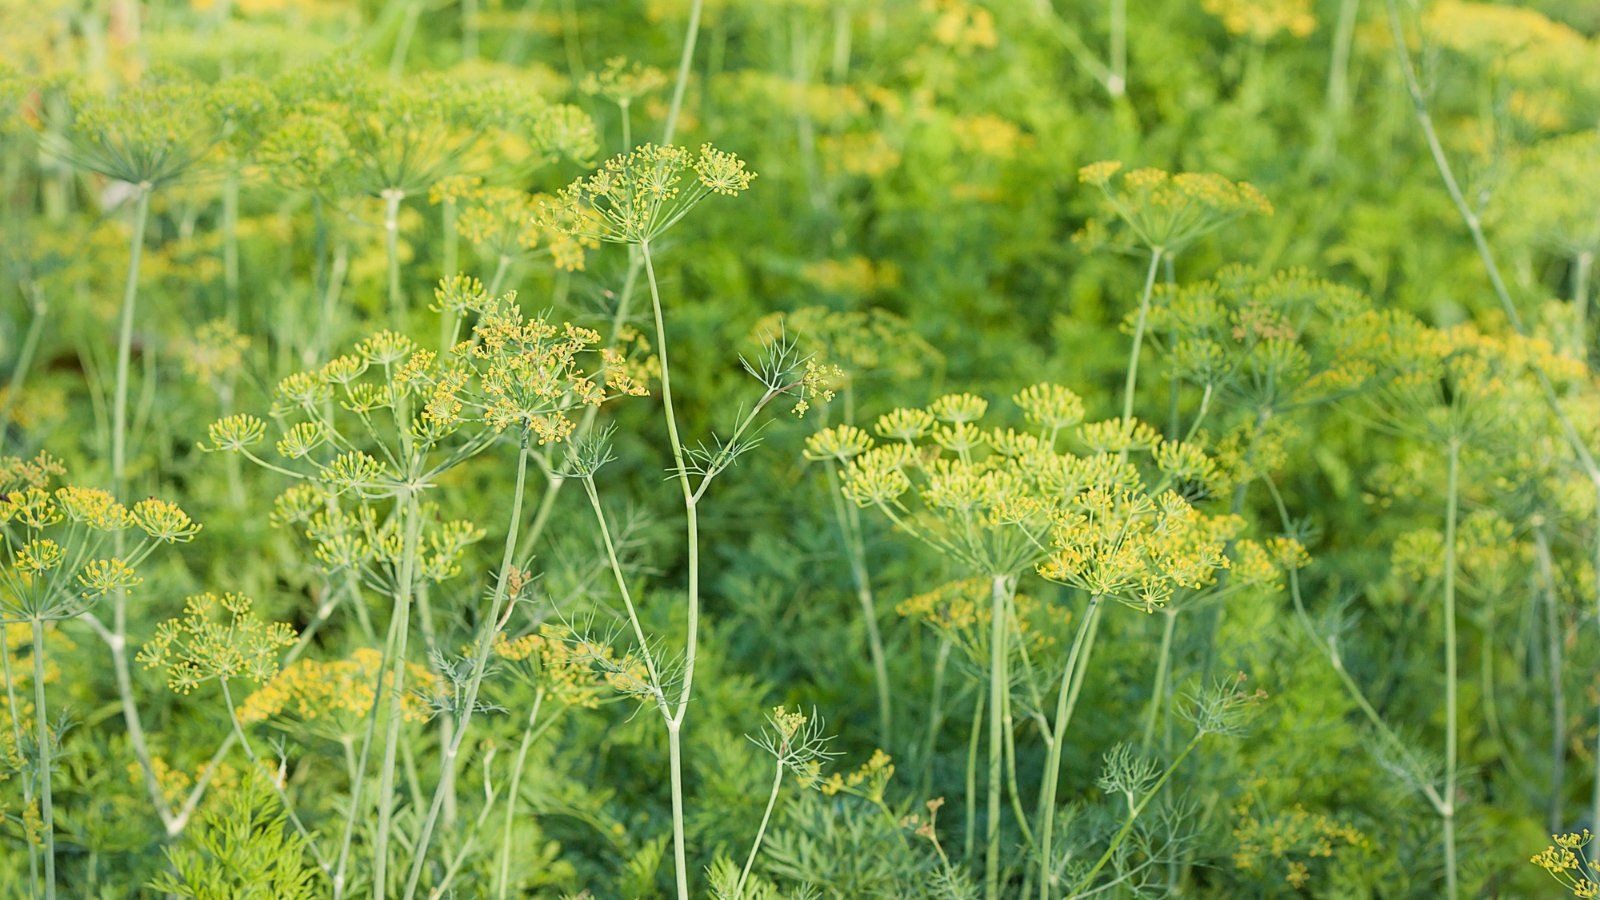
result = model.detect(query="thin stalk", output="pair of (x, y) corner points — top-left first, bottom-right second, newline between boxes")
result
(0, 284), (47, 455)
(383, 189), (406, 320)
(486, 253), (511, 297)
(440, 198), (460, 351)
(31, 619), (55, 900)
(1120, 248), (1163, 454)
(642, 240), (699, 900)
(1141, 609), (1177, 750)
(372, 492), (424, 896)
(0, 632), (39, 891)
(222, 171), (240, 324)
(495, 689), (546, 899)
(965, 689), (985, 862)
(1533, 526), (1566, 832)
(219, 680), (331, 873)
(1575, 250), (1593, 355)
(734, 760), (784, 897)
(1036, 595), (1104, 900)
(918, 638), (953, 798)
(1441, 439), (1460, 900)
(1071, 732), (1205, 893)
(660, 0), (704, 146)
(403, 444), (533, 897)
(107, 184), (174, 830)
(1590, 481), (1600, 864)
(984, 574), (1012, 900)
(333, 579), (405, 899)
(1327, 0), (1360, 116)
(1108, 0), (1127, 97)
(825, 463), (892, 747)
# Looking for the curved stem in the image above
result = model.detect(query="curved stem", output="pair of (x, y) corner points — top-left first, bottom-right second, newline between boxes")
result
(734, 760), (784, 897)
(1071, 732), (1204, 893)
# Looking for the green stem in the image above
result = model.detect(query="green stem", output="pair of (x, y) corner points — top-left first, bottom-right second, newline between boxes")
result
(1532, 526), (1566, 832)
(403, 444), (533, 897)
(31, 618), (54, 900)
(372, 492), (424, 895)
(1442, 439), (1459, 900)
(219, 679), (331, 873)
(984, 574), (1012, 900)
(1036, 594), (1103, 900)
(0, 632), (39, 892)
(1120, 248), (1163, 454)
(383, 189), (406, 321)
(964, 688), (985, 862)
(1108, 0), (1127, 96)
(1141, 608), (1177, 750)
(660, 0), (704, 146)
(495, 689), (546, 899)
(222, 171), (240, 324)
(734, 760), (784, 897)
(486, 253), (511, 297)
(107, 184), (175, 831)
(643, 240), (699, 900)
(1326, 0), (1360, 117)
(1070, 732), (1204, 893)
(826, 464), (892, 748)
(0, 284), (47, 455)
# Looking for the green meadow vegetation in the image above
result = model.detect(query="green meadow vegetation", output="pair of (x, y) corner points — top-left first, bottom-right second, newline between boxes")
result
(3, 0), (1600, 896)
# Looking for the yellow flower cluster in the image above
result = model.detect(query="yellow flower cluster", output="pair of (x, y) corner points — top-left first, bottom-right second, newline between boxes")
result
(543, 142), (755, 245)
(1232, 779), (1370, 890)
(1202, 0), (1315, 41)
(1531, 831), (1599, 898)
(137, 592), (296, 694)
(1078, 161), (1273, 254)
(580, 57), (669, 107)
(835, 386), (1238, 608)
(492, 625), (611, 709)
(0, 464), (195, 621)
(238, 648), (441, 732)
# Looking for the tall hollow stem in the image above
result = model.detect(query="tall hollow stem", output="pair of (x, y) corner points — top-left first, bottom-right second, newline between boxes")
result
(642, 240), (699, 900)
(31, 619), (55, 900)
(1120, 248), (1163, 450)
(984, 574), (1013, 900)
(1037, 594), (1104, 899)
(1441, 438), (1460, 900)
(371, 491), (424, 895)
(403, 443), (532, 897)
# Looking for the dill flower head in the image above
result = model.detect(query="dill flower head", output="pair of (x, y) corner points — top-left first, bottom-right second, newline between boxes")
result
(137, 592), (297, 695)
(581, 57), (669, 107)
(1531, 830), (1599, 898)
(37, 68), (221, 188)
(542, 142), (756, 244)
(1076, 161), (1272, 255)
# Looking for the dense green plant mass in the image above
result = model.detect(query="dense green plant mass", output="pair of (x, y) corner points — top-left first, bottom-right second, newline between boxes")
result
(3, 0), (1600, 897)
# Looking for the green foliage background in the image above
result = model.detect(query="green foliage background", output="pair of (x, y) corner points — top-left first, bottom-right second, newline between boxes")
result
(3, 0), (1600, 896)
